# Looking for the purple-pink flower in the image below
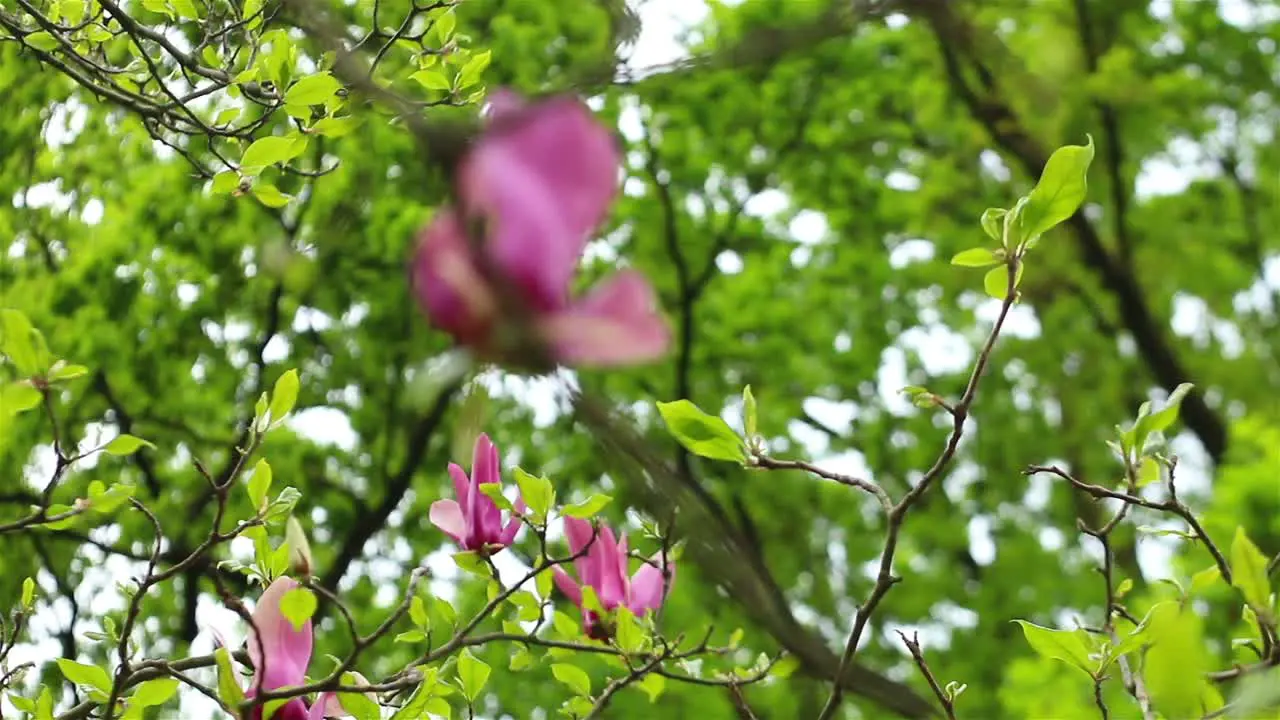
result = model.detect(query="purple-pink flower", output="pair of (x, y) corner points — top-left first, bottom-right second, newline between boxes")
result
(429, 433), (525, 554)
(410, 90), (670, 368)
(552, 517), (675, 639)
(240, 576), (366, 720)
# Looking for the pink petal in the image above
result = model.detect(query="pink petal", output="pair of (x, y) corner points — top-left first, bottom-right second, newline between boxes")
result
(552, 566), (582, 607)
(460, 97), (620, 309)
(428, 500), (467, 545)
(628, 552), (675, 615)
(308, 694), (337, 720)
(246, 577), (312, 692)
(542, 272), (670, 366)
(263, 698), (309, 720)
(471, 434), (504, 540)
(595, 526), (627, 610)
(501, 496), (527, 544)
(448, 464), (471, 506)
(562, 517), (596, 556)
(409, 211), (497, 345)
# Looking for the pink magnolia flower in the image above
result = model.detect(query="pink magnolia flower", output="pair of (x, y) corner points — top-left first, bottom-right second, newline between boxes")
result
(410, 90), (670, 369)
(239, 576), (368, 720)
(552, 517), (676, 639)
(429, 433), (525, 553)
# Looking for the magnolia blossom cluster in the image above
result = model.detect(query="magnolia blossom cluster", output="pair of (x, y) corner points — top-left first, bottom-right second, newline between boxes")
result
(238, 91), (678, 718)
(242, 434), (677, 718)
(427, 433), (676, 636)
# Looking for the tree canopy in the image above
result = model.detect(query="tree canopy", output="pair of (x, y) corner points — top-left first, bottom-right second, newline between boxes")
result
(1, 0), (1278, 718)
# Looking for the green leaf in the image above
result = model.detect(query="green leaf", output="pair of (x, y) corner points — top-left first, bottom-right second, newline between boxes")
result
(337, 674), (379, 720)
(311, 116), (359, 137)
(211, 170), (239, 194)
(3, 383), (42, 415)
(104, 434), (154, 456)
(982, 263), (1023, 301)
(477, 483), (514, 511)
(656, 399), (746, 463)
(251, 182), (292, 208)
(409, 595), (430, 629)
(285, 72), (341, 105)
(214, 646), (246, 705)
(980, 208), (1007, 241)
(1144, 602), (1210, 719)
(410, 68), (453, 91)
(551, 663), (591, 696)
(1018, 135), (1096, 240)
(269, 369), (300, 423)
(0, 309), (49, 375)
(510, 647), (534, 671)
(742, 385), (757, 438)
(453, 551), (488, 576)
(552, 610), (579, 638)
(170, 0), (196, 18)
(56, 659), (112, 694)
(636, 672), (664, 702)
(247, 459), (273, 510)
(1190, 565), (1222, 594)
(264, 486), (302, 525)
(1143, 382), (1194, 436)
(561, 493), (612, 519)
(431, 9), (456, 43)
(395, 629), (426, 643)
(278, 587), (317, 630)
(47, 363), (88, 382)
(22, 577), (35, 609)
(514, 468), (554, 520)
(25, 31), (60, 52)
(1230, 527), (1272, 615)
(614, 606), (643, 652)
(457, 50), (491, 88)
(1012, 620), (1096, 676)
(240, 135), (301, 172)
(951, 247), (1001, 267)
(1136, 456), (1161, 487)
(771, 655), (800, 679)
(456, 649), (490, 702)
(131, 678), (179, 707)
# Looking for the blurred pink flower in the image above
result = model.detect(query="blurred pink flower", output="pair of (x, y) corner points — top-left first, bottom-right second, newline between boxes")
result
(552, 517), (675, 639)
(410, 90), (670, 369)
(240, 577), (369, 719)
(429, 433), (524, 553)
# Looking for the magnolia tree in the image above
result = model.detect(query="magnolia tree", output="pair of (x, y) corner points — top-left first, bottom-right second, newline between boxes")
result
(1, 0), (1278, 719)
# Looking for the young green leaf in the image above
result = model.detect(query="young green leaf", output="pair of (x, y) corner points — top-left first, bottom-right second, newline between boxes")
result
(457, 50), (491, 88)
(104, 434), (155, 456)
(2, 383), (43, 415)
(742, 385), (757, 438)
(410, 69), (453, 91)
(278, 587), (317, 630)
(614, 606), (644, 653)
(1012, 620), (1096, 677)
(240, 135), (296, 172)
(215, 646), (246, 705)
(55, 659), (112, 694)
(251, 182), (292, 208)
(22, 576), (36, 609)
(1230, 527), (1271, 615)
(130, 678), (179, 707)
(456, 649), (491, 702)
(477, 483), (513, 511)
(1018, 135), (1096, 240)
(656, 399), (746, 463)
(247, 459), (273, 511)
(560, 493), (612, 519)
(551, 663), (591, 696)
(269, 369), (300, 424)
(951, 247), (1001, 268)
(1144, 602), (1210, 720)
(636, 672), (665, 702)
(311, 116), (359, 137)
(980, 208), (1007, 242)
(514, 468), (554, 520)
(284, 72), (341, 105)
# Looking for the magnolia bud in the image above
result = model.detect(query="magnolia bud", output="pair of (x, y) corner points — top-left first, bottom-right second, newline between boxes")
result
(286, 516), (313, 577)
